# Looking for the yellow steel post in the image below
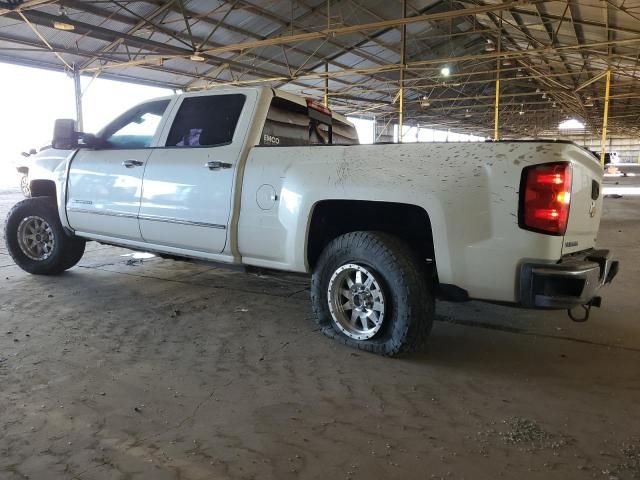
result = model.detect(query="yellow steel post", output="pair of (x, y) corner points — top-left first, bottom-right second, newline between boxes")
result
(399, 86), (404, 142)
(398, 0), (406, 143)
(600, 69), (611, 166)
(494, 14), (502, 141)
(494, 77), (500, 141)
(324, 62), (329, 108)
(325, 1), (330, 107)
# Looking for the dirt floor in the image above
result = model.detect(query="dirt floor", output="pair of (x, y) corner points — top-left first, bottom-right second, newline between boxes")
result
(0, 187), (639, 480)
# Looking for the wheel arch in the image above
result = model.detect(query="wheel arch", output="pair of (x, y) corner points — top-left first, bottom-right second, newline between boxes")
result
(29, 179), (57, 198)
(306, 199), (437, 278)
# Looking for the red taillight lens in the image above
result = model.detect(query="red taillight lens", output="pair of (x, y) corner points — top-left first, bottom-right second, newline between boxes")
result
(519, 162), (572, 235)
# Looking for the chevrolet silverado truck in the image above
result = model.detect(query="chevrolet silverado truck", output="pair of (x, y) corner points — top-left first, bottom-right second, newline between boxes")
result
(4, 87), (618, 355)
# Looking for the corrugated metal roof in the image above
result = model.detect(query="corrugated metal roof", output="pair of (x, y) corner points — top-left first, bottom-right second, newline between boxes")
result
(0, 0), (638, 136)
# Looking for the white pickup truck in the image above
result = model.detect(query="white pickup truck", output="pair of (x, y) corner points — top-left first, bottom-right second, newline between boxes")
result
(4, 87), (618, 355)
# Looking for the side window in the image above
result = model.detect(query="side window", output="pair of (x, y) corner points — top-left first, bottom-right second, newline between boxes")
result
(166, 94), (246, 147)
(101, 100), (170, 149)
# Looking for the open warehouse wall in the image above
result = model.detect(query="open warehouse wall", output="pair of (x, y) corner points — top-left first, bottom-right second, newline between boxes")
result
(567, 135), (640, 164)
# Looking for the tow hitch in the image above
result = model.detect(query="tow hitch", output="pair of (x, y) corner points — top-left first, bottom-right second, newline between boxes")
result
(567, 296), (601, 322)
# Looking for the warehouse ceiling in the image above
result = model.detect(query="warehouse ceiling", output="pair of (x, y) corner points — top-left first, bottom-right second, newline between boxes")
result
(1, 0), (639, 138)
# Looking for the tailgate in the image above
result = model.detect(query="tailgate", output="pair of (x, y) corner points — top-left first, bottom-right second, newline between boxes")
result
(563, 146), (604, 255)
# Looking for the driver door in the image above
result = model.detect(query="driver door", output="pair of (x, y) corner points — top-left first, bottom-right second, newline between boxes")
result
(66, 99), (172, 241)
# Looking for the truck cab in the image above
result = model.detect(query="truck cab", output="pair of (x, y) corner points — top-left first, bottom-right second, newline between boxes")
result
(62, 88), (356, 259)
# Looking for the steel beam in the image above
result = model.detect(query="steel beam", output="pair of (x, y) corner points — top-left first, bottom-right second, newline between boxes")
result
(201, 2), (518, 57)
(0, 0), (53, 16)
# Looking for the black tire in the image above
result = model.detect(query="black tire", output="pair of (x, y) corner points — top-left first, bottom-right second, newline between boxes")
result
(4, 197), (86, 275)
(311, 231), (434, 356)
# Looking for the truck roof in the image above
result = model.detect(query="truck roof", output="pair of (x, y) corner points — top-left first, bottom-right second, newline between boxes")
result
(151, 86), (354, 128)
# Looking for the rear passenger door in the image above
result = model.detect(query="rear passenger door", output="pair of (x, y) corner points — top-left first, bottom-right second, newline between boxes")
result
(138, 91), (254, 253)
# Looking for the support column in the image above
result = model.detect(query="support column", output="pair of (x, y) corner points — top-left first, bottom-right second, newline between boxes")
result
(73, 65), (83, 131)
(493, 78), (500, 141)
(493, 14), (502, 141)
(324, 62), (329, 108)
(372, 115), (377, 144)
(600, 69), (611, 166)
(325, 0), (330, 108)
(398, 0), (406, 143)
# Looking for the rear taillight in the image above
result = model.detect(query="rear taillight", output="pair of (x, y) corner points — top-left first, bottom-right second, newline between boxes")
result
(519, 162), (572, 235)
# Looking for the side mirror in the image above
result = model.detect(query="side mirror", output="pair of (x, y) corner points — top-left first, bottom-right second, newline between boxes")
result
(79, 132), (101, 148)
(52, 119), (78, 149)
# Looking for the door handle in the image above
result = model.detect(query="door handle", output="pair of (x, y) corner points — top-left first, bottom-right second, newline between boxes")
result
(204, 161), (232, 170)
(122, 159), (144, 168)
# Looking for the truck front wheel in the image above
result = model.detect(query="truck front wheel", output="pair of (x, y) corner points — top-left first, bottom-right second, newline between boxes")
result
(311, 231), (434, 356)
(4, 197), (85, 275)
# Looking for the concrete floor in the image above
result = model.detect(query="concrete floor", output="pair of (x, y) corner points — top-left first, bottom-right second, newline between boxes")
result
(0, 188), (638, 480)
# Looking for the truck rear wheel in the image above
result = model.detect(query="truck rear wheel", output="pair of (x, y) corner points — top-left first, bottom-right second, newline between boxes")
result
(4, 197), (85, 275)
(311, 231), (434, 356)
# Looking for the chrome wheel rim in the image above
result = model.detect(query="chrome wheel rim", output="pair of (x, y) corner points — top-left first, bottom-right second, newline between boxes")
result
(20, 176), (30, 196)
(17, 216), (55, 261)
(327, 263), (386, 340)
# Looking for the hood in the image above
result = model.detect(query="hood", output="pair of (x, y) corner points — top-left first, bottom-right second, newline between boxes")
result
(26, 147), (74, 181)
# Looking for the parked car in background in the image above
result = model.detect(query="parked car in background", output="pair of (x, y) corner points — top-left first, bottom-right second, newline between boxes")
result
(591, 150), (620, 165)
(614, 163), (640, 177)
(15, 148), (36, 196)
(590, 150), (640, 176)
(16, 158), (30, 196)
(14, 146), (72, 197)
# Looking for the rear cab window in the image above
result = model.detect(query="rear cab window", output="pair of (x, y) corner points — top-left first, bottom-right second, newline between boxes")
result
(260, 96), (358, 147)
(166, 94), (246, 148)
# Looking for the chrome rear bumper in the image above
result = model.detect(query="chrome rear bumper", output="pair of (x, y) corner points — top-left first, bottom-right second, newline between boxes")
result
(519, 249), (618, 309)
